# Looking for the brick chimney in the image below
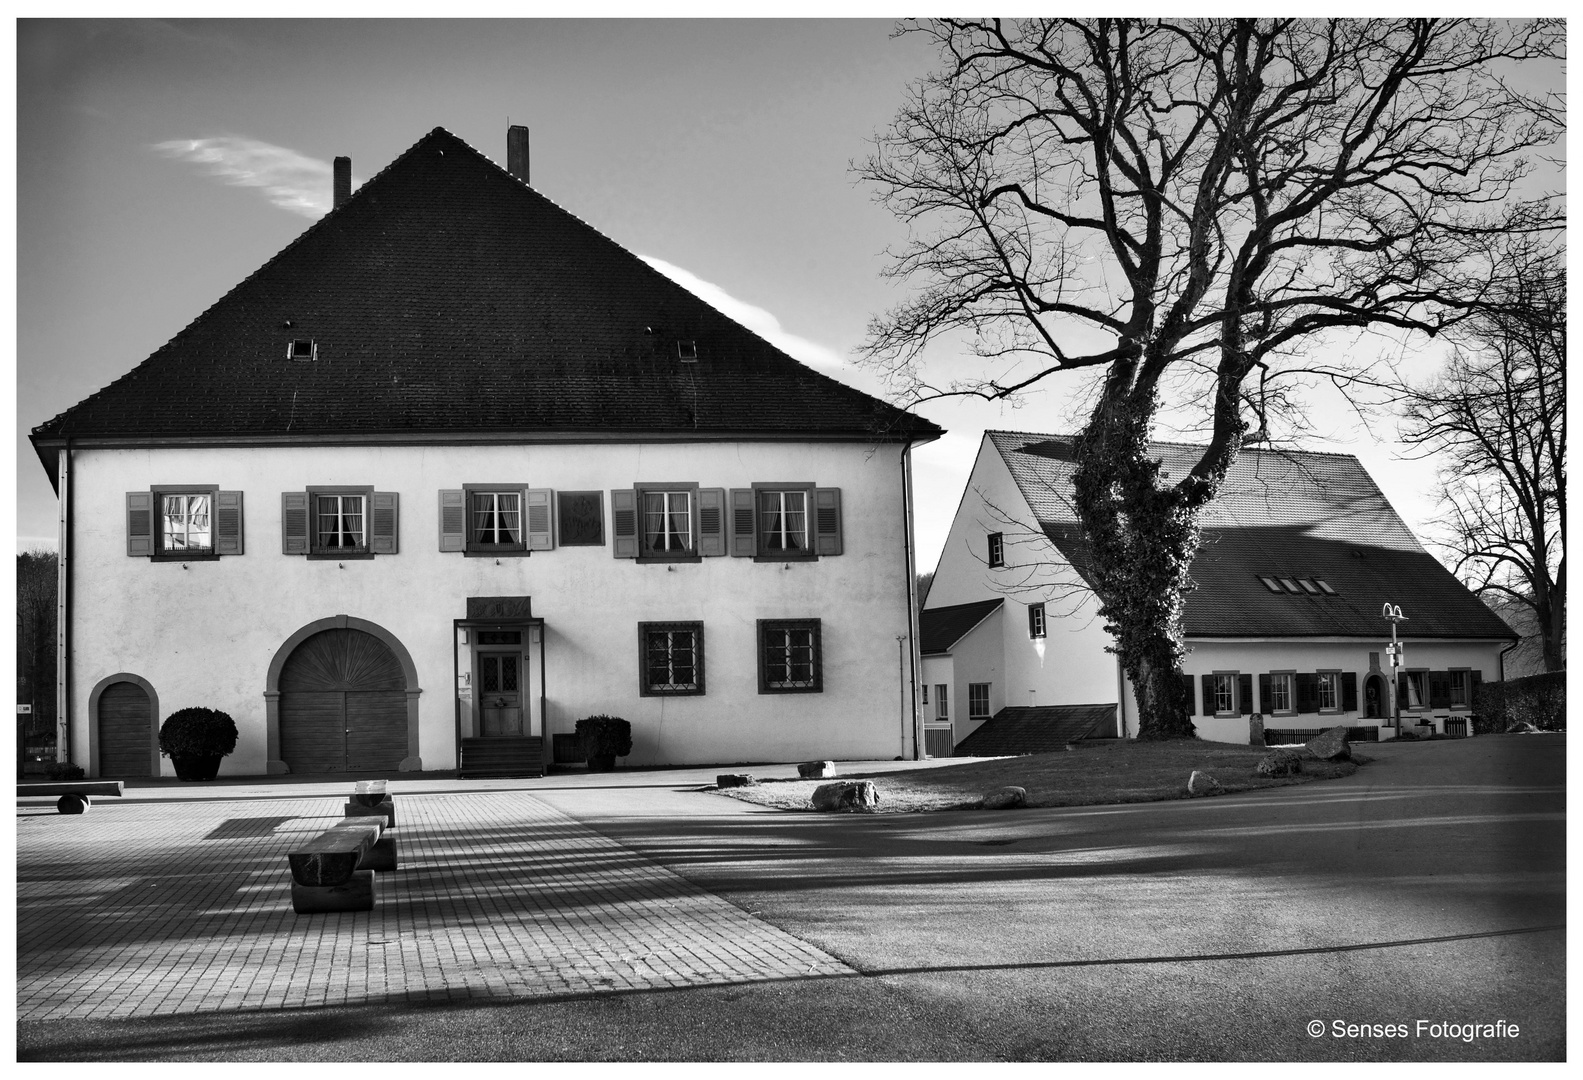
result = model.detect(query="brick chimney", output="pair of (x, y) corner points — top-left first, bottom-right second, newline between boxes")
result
(507, 125), (530, 185)
(333, 156), (351, 208)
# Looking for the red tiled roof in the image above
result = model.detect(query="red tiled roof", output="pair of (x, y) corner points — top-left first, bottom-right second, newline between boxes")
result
(988, 431), (1516, 641)
(32, 127), (941, 457)
(919, 598), (1003, 655)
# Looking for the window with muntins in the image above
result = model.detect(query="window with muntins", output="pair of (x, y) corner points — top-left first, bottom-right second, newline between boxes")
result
(987, 533), (1004, 568)
(758, 489), (810, 554)
(934, 684), (949, 720)
(1028, 602), (1046, 639)
(161, 492), (213, 553)
(1401, 670), (1429, 710)
(1449, 669), (1469, 708)
(1317, 671), (1340, 712)
(316, 493), (366, 552)
(968, 683), (991, 719)
(1213, 673), (1237, 715)
(1268, 672), (1294, 713)
(130, 487), (243, 558)
(471, 491), (522, 548)
(286, 488), (395, 556)
(759, 619), (821, 693)
(643, 489), (694, 556)
(640, 622), (703, 696)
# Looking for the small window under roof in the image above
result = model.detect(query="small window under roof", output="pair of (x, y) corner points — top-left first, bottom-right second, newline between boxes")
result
(1258, 575), (1283, 593)
(286, 339), (317, 361)
(1278, 577), (1302, 594)
(677, 340), (697, 361)
(1314, 579), (1336, 595)
(1298, 578), (1321, 594)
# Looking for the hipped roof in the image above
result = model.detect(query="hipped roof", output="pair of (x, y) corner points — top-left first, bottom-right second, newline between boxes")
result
(988, 431), (1516, 641)
(32, 127), (941, 469)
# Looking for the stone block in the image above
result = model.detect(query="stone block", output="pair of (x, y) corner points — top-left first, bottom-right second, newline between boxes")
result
(983, 786), (1026, 809)
(291, 870), (375, 914)
(811, 780), (879, 811)
(797, 760), (836, 780)
(345, 799), (396, 828)
(716, 773), (758, 788)
(355, 835), (399, 873)
(56, 794), (91, 815)
(1187, 770), (1223, 797)
(1257, 749), (1303, 777)
(1305, 726), (1352, 761)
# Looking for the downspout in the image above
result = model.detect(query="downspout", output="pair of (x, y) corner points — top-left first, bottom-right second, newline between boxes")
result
(452, 619), (462, 772)
(1497, 638), (1519, 684)
(539, 621), (548, 774)
(55, 442), (71, 765)
(902, 443), (922, 760)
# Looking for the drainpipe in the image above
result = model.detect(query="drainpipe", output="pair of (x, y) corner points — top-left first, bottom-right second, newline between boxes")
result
(55, 442), (71, 765)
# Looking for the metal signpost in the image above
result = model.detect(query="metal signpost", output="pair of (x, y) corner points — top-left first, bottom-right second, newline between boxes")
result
(1382, 604), (1407, 737)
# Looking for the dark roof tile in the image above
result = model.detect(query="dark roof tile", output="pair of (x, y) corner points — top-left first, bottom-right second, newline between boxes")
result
(920, 598), (1003, 654)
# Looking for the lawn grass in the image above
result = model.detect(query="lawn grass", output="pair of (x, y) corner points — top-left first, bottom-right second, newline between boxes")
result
(714, 740), (1360, 813)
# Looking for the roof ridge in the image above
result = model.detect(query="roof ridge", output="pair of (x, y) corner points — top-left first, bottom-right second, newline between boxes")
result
(987, 428), (1367, 465)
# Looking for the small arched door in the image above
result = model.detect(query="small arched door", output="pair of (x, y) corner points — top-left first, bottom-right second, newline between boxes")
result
(1363, 673), (1387, 719)
(278, 628), (407, 773)
(97, 681), (152, 777)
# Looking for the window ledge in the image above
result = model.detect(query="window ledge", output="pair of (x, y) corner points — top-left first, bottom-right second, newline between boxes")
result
(465, 549), (530, 558)
(753, 553), (818, 564)
(307, 552), (375, 561)
(636, 555), (702, 565)
(151, 553), (220, 563)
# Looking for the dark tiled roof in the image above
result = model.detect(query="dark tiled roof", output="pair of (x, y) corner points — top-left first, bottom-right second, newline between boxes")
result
(954, 704), (1116, 756)
(920, 598), (1003, 655)
(988, 431), (1516, 641)
(32, 127), (941, 454)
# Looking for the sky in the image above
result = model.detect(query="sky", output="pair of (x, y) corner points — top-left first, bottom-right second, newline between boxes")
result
(10, 17), (1546, 577)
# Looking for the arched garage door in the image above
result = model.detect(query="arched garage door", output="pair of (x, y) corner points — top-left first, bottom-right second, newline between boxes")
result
(279, 628), (407, 773)
(98, 681), (152, 777)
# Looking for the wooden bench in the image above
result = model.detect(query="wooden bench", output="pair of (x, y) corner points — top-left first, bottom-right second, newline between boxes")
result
(287, 781), (400, 914)
(17, 780), (124, 815)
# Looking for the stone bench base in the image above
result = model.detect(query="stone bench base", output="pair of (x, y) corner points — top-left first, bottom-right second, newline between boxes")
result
(291, 870), (375, 914)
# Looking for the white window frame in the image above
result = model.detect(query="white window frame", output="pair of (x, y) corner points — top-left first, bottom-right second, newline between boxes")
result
(1317, 670), (1341, 713)
(468, 489), (524, 550)
(1402, 669), (1430, 712)
(640, 487), (696, 558)
(1212, 672), (1237, 717)
(987, 533), (1004, 568)
(968, 682), (991, 720)
(1268, 671), (1295, 715)
(1028, 602), (1046, 639)
(756, 488), (811, 555)
(158, 488), (215, 557)
(934, 684), (949, 721)
(1448, 668), (1470, 709)
(312, 490), (368, 554)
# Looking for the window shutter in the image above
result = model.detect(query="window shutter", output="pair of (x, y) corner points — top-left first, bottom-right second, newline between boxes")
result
(282, 492), (310, 555)
(370, 492), (399, 554)
(1469, 670), (1483, 709)
(611, 489), (638, 558)
(1295, 673), (1317, 714)
(814, 488), (843, 556)
(126, 492), (154, 557)
(1341, 672), (1358, 712)
(525, 488), (555, 551)
(1238, 674), (1253, 716)
(1200, 674), (1214, 717)
(1396, 672), (1409, 711)
(1428, 671), (1450, 709)
(1181, 673), (1196, 716)
(697, 488), (726, 556)
(215, 491), (244, 555)
(438, 490), (466, 552)
(729, 488), (756, 556)
(1258, 674), (1272, 713)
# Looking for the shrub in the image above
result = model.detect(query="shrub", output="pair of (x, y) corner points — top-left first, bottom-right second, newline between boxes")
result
(158, 707), (239, 758)
(43, 761), (85, 781)
(575, 714), (633, 760)
(1474, 671), (1566, 733)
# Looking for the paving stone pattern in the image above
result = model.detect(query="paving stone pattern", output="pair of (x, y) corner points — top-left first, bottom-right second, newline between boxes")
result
(17, 790), (852, 1020)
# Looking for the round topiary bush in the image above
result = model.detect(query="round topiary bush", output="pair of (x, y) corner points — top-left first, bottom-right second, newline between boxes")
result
(159, 708), (239, 780)
(575, 714), (632, 771)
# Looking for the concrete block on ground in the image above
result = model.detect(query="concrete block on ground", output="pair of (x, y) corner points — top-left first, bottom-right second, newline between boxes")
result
(355, 834), (399, 873)
(716, 774), (758, 788)
(344, 799), (396, 827)
(291, 870), (375, 914)
(798, 760), (836, 780)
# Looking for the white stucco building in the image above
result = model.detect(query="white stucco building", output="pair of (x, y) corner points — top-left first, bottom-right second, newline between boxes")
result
(31, 127), (942, 778)
(922, 431), (1518, 751)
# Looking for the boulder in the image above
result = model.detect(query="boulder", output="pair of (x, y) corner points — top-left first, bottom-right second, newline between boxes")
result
(1257, 749), (1303, 777)
(983, 786), (1027, 809)
(1248, 713), (1265, 747)
(811, 780), (879, 811)
(1306, 726), (1352, 761)
(797, 760), (836, 780)
(1187, 770), (1223, 797)
(716, 773), (758, 788)
(1505, 721), (1539, 734)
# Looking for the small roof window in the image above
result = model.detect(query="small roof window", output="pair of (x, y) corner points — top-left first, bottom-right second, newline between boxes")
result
(1298, 578), (1321, 594)
(677, 340), (697, 362)
(1278, 577), (1302, 594)
(1314, 579), (1336, 595)
(286, 339), (317, 361)
(1258, 575), (1283, 593)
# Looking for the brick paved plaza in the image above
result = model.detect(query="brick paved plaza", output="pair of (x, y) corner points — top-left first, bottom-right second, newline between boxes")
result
(17, 779), (854, 1021)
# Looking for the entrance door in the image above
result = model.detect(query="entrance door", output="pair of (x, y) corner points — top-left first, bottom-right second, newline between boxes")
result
(98, 681), (151, 777)
(279, 628), (407, 772)
(478, 651), (524, 736)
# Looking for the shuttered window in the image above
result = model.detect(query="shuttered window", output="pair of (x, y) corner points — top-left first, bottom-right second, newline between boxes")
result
(1317, 671), (1341, 712)
(129, 487), (243, 558)
(730, 485), (842, 559)
(286, 487), (397, 557)
(615, 484), (725, 561)
(1267, 672), (1294, 713)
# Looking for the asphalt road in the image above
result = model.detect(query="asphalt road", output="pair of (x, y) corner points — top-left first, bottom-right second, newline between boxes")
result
(19, 734), (1564, 1061)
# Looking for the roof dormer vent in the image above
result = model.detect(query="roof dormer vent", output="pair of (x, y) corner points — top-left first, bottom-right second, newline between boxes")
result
(286, 339), (318, 361)
(677, 340), (697, 362)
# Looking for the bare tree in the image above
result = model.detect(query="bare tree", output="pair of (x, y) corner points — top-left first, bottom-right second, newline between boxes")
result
(1400, 241), (1564, 671)
(861, 18), (1562, 737)
(16, 551), (58, 742)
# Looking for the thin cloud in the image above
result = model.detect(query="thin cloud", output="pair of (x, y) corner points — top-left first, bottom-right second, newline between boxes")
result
(639, 255), (845, 371)
(152, 136), (332, 218)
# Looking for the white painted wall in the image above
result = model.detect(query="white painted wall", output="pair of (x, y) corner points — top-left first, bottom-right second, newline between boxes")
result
(64, 439), (920, 773)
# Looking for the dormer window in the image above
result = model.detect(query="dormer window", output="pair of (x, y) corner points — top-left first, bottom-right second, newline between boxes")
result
(286, 339), (317, 361)
(677, 340), (697, 362)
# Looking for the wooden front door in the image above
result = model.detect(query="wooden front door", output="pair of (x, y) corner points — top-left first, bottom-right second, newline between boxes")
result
(478, 651), (524, 736)
(279, 628), (407, 773)
(98, 681), (151, 777)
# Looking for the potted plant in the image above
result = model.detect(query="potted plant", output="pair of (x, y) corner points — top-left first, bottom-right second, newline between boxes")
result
(575, 714), (632, 772)
(158, 707), (239, 781)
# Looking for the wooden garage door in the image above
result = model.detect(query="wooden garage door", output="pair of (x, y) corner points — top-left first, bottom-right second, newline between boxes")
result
(98, 681), (151, 777)
(279, 628), (407, 773)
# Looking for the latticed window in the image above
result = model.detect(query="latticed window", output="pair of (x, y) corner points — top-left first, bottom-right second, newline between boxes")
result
(316, 494), (366, 551)
(472, 491), (521, 546)
(1213, 673), (1236, 715)
(1028, 602), (1046, 639)
(1269, 673), (1293, 713)
(759, 619), (821, 693)
(758, 490), (809, 552)
(969, 682), (991, 719)
(161, 493), (212, 553)
(642, 491), (693, 554)
(1317, 671), (1340, 711)
(1449, 670), (1468, 707)
(641, 622), (703, 695)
